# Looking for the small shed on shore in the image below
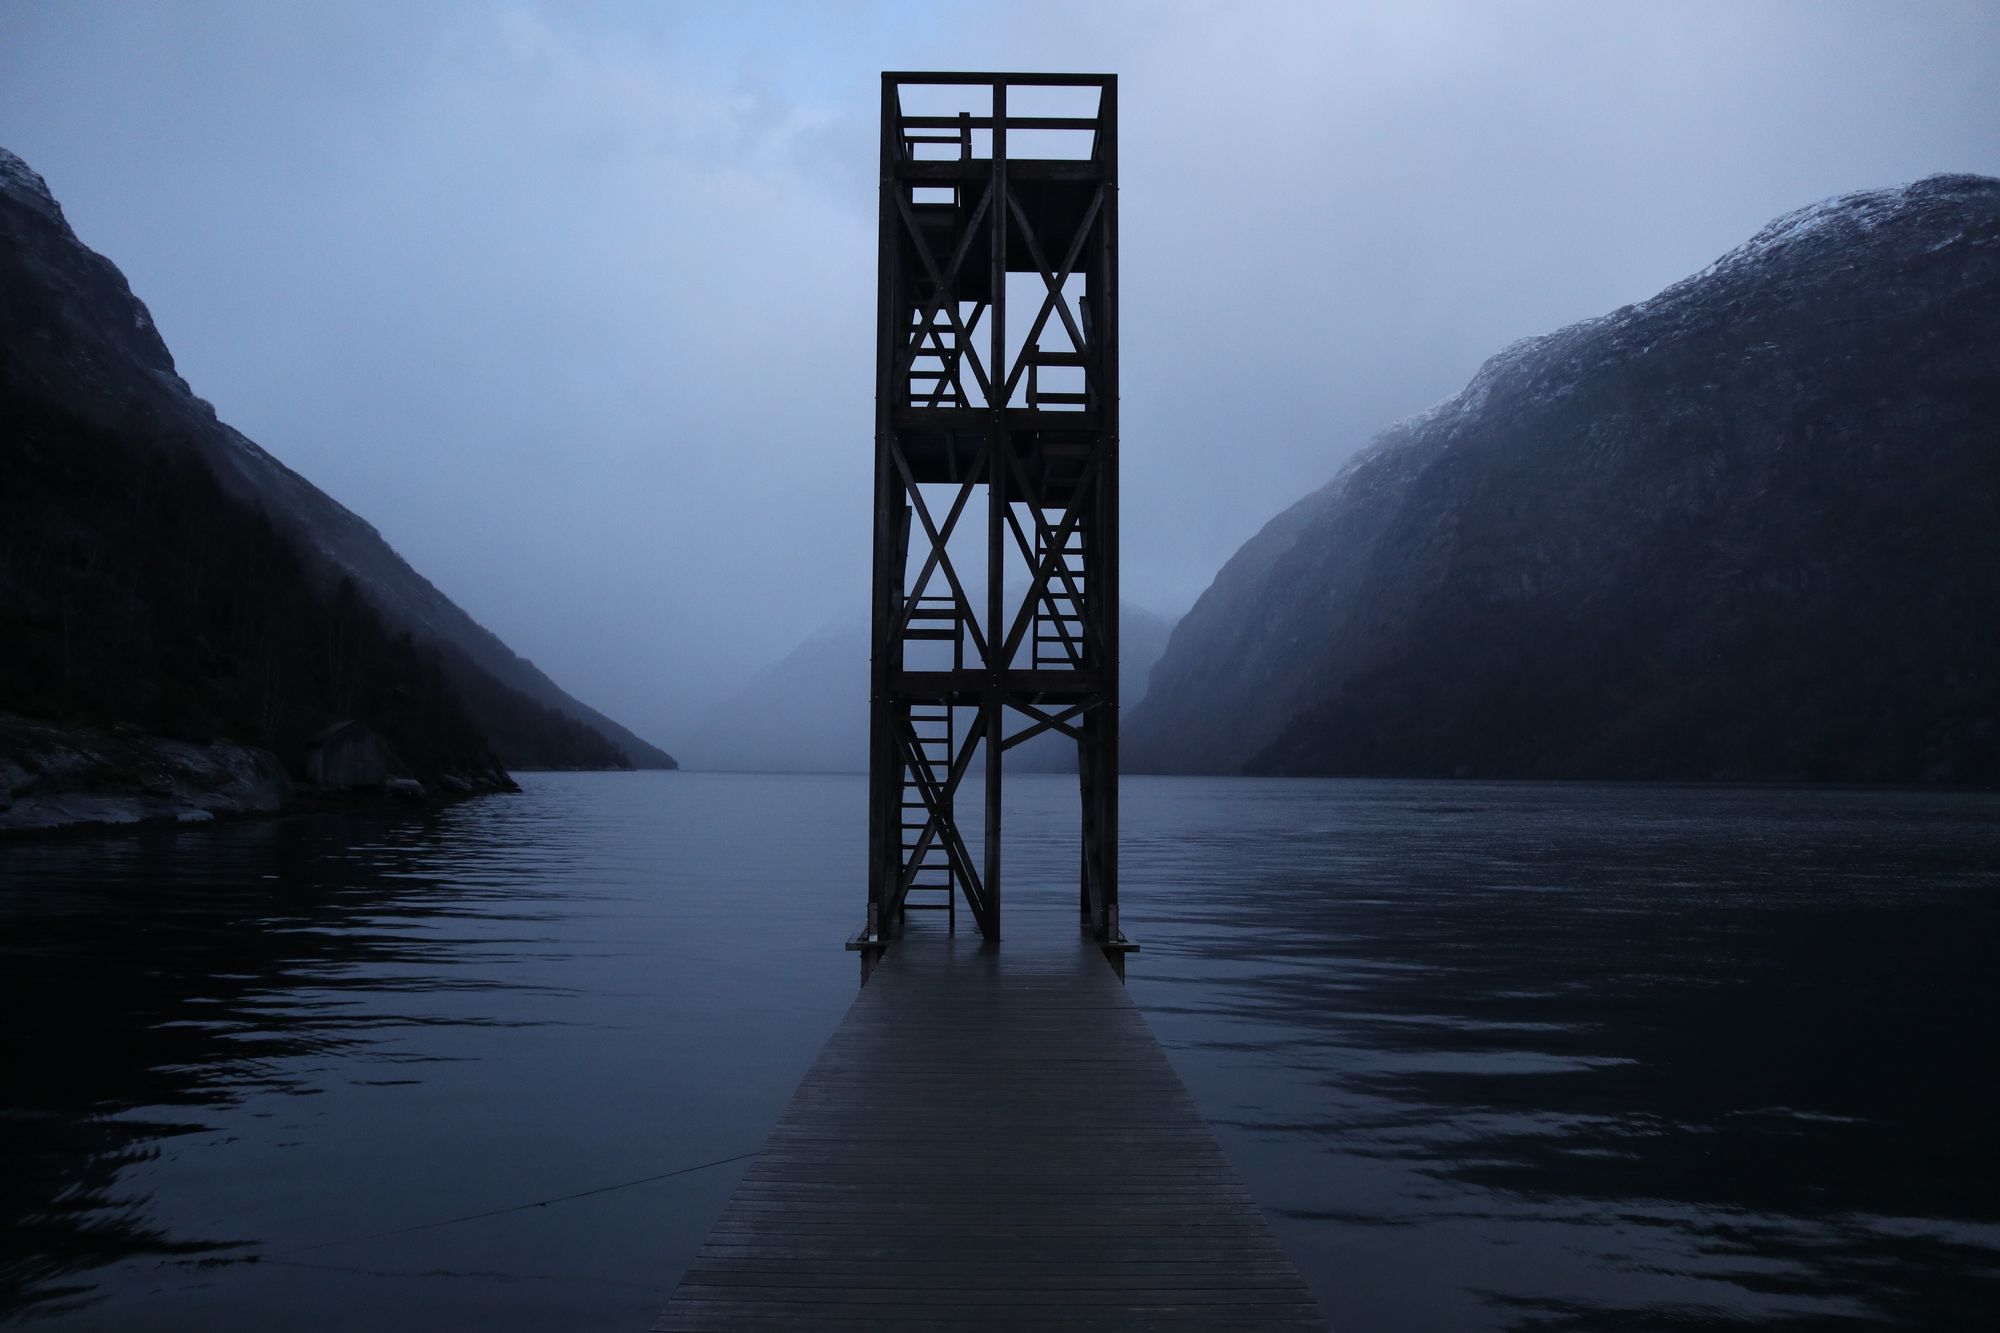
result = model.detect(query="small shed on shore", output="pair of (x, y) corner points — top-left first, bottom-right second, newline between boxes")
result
(306, 721), (396, 788)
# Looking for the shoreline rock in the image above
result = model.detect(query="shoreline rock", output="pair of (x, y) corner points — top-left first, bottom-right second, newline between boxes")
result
(0, 713), (512, 840)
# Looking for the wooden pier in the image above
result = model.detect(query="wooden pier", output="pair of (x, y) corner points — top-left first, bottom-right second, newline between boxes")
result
(657, 921), (1325, 1330)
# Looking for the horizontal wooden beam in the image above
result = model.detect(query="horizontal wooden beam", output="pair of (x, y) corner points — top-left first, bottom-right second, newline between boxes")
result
(896, 159), (1107, 183)
(901, 115), (1103, 131)
(885, 70), (1115, 87)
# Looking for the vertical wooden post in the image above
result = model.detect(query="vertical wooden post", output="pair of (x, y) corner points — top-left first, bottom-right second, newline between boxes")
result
(866, 73), (898, 944)
(984, 77), (1008, 941)
(1098, 76), (1121, 943)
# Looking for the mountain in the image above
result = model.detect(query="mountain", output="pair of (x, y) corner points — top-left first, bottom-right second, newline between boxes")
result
(1011, 604), (1174, 773)
(680, 603), (1176, 773)
(0, 145), (671, 794)
(1129, 174), (2000, 784)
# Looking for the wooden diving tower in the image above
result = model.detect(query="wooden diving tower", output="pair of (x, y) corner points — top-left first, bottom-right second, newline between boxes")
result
(855, 71), (1125, 947)
(657, 73), (1325, 1331)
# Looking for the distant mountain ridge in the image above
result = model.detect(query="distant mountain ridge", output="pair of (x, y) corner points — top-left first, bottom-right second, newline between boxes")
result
(1130, 174), (2000, 783)
(0, 146), (673, 777)
(682, 604), (1175, 773)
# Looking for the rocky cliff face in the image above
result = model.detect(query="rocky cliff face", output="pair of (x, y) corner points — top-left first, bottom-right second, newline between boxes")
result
(1129, 174), (2000, 783)
(0, 147), (672, 778)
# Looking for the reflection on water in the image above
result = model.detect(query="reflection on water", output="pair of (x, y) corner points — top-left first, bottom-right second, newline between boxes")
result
(1101, 781), (2000, 1333)
(2, 774), (1996, 1330)
(0, 775), (862, 1331)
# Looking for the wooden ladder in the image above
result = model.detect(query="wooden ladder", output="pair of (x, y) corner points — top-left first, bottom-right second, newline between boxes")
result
(899, 701), (956, 927)
(1033, 527), (1087, 669)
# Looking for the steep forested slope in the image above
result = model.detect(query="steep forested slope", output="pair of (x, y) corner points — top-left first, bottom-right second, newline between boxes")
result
(0, 147), (666, 779)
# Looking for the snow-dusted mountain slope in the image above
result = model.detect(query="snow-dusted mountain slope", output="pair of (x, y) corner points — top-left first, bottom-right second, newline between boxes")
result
(1129, 174), (2000, 782)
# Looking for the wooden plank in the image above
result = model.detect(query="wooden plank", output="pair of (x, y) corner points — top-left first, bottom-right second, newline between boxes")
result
(887, 70), (1115, 88)
(655, 922), (1325, 1331)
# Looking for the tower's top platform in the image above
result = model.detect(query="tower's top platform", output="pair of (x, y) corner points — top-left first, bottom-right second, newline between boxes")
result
(883, 72), (1115, 170)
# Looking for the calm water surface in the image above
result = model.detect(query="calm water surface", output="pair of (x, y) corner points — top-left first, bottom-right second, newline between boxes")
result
(2, 773), (1996, 1330)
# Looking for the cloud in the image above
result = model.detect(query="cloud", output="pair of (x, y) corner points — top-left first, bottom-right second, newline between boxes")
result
(4, 0), (1997, 747)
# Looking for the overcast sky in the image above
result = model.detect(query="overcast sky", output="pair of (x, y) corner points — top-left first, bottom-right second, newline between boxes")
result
(4, 1), (1997, 750)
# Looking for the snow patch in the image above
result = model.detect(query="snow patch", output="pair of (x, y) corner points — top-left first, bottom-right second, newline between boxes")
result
(1368, 174), (1994, 466)
(1682, 176), (1972, 285)
(0, 147), (65, 224)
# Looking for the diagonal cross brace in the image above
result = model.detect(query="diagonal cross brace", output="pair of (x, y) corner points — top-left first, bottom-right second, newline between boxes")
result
(998, 450), (1105, 671)
(1000, 186), (1105, 406)
(1003, 504), (1085, 669)
(895, 718), (990, 924)
(895, 186), (994, 403)
(911, 300), (988, 409)
(1002, 697), (1099, 750)
(1000, 454), (1101, 671)
(892, 441), (992, 663)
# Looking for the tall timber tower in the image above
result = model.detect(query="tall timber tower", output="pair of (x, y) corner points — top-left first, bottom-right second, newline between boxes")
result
(860, 73), (1121, 947)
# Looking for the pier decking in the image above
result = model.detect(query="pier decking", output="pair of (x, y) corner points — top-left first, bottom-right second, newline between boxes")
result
(657, 922), (1325, 1330)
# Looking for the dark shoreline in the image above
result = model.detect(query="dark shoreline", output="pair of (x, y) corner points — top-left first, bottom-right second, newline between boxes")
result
(0, 783), (515, 846)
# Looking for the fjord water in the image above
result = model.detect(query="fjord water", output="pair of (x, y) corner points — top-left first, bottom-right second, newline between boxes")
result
(3, 774), (1996, 1330)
